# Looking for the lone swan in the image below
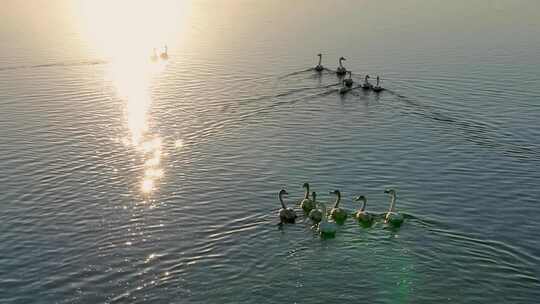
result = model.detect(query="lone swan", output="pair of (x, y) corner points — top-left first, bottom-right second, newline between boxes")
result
(315, 53), (324, 72)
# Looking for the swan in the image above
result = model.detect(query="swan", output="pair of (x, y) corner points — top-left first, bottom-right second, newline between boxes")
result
(160, 45), (169, 60)
(384, 189), (404, 226)
(278, 189), (297, 224)
(300, 183), (315, 213)
(150, 48), (158, 62)
(361, 75), (372, 90)
(354, 195), (374, 223)
(329, 190), (348, 223)
(343, 71), (354, 87)
(308, 192), (323, 223)
(339, 80), (351, 95)
(336, 57), (347, 76)
(373, 76), (383, 93)
(315, 53), (324, 72)
(318, 202), (337, 237)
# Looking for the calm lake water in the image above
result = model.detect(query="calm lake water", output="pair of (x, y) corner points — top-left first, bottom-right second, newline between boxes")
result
(1, 1), (540, 303)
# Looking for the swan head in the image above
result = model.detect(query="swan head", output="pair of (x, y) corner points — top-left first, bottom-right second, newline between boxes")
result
(339, 56), (346, 61)
(354, 195), (367, 202)
(302, 182), (310, 189)
(329, 190), (341, 203)
(312, 191), (317, 202)
(384, 188), (396, 196)
(279, 189), (288, 197)
(317, 53), (322, 57)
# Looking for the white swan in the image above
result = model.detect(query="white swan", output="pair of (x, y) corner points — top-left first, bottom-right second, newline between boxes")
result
(308, 192), (323, 223)
(315, 53), (324, 72)
(160, 45), (169, 60)
(384, 189), (404, 226)
(336, 57), (347, 76)
(318, 202), (337, 237)
(279, 189), (297, 224)
(361, 75), (372, 90)
(343, 71), (354, 87)
(373, 75), (383, 93)
(354, 195), (374, 223)
(300, 183), (315, 213)
(329, 190), (348, 223)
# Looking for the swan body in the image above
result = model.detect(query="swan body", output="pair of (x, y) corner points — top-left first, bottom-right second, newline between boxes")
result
(329, 190), (348, 223)
(308, 192), (323, 223)
(336, 57), (347, 76)
(384, 189), (404, 226)
(354, 195), (373, 223)
(373, 76), (383, 92)
(300, 183), (315, 213)
(361, 75), (372, 90)
(344, 71), (353, 87)
(278, 189), (297, 224)
(318, 203), (337, 237)
(339, 80), (351, 95)
(160, 45), (169, 60)
(315, 53), (324, 72)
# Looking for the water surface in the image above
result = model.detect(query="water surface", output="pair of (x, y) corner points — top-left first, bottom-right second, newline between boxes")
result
(1, 1), (540, 303)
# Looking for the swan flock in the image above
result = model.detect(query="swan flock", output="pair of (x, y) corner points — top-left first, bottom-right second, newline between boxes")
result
(315, 54), (385, 93)
(278, 183), (405, 238)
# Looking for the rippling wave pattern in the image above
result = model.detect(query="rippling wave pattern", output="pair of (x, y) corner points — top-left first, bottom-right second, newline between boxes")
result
(1, 0), (540, 303)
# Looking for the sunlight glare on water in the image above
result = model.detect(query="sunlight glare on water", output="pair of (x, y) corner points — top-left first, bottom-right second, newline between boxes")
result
(1, 1), (540, 303)
(74, 0), (187, 196)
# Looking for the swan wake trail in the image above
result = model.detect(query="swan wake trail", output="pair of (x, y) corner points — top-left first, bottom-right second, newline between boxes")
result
(0, 59), (108, 72)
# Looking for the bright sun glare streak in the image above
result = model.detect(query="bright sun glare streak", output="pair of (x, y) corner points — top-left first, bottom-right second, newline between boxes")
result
(75, 0), (187, 195)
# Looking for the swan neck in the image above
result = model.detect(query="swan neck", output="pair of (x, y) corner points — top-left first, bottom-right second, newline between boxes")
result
(389, 194), (396, 212)
(279, 192), (286, 209)
(318, 55), (322, 66)
(304, 185), (310, 199)
(361, 198), (367, 211)
(339, 58), (343, 68)
(333, 192), (341, 208)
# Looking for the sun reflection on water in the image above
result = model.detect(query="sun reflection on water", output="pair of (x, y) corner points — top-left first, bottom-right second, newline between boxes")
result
(75, 0), (188, 196)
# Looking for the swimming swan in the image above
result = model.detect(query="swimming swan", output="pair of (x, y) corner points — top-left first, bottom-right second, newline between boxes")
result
(160, 45), (169, 60)
(336, 57), (347, 76)
(373, 76), (383, 92)
(308, 192), (323, 223)
(344, 71), (354, 87)
(300, 183), (315, 213)
(315, 53), (324, 72)
(361, 75), (372, 90)
(339, 80), (351, 95)
(329, 190), (348, 223)
(354, 195), (374, 223)
(279, 189), (297, 224)
(318, 202), (337, 237)
(384, 189), (404, 226)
